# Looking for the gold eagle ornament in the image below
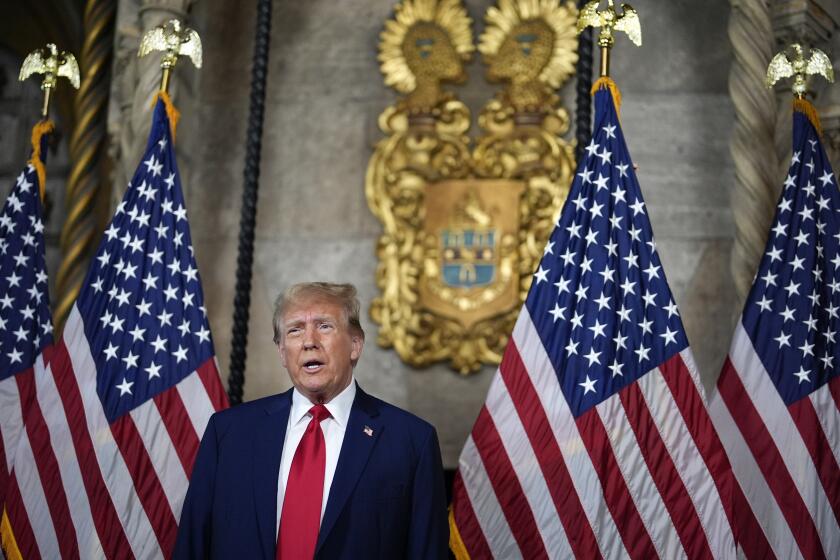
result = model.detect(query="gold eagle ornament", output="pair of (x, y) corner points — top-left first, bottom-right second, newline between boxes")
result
(766, 43), (834, 98)
(139, 19), (202, 93)
(577, 0), (641, 77)
(577, 0), (641, 47)
(139, 19), (202, 68)
(19, 43), (80, 90)
(19, 43), (80, 117)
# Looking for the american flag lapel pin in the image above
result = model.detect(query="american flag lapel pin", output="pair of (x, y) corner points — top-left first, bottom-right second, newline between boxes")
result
(363, 426), (373, 437)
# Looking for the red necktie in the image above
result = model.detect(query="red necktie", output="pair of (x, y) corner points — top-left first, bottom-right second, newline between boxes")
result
(277, 404), (331, 559)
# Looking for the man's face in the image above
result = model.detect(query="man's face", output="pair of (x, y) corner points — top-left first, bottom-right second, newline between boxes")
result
(278, 298), (363, 404)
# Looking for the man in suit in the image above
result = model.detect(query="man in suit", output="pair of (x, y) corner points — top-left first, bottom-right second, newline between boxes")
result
(173, 282), (449, 559)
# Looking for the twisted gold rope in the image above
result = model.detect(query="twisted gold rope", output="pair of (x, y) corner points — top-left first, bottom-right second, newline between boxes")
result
(55, 0), (115, 330)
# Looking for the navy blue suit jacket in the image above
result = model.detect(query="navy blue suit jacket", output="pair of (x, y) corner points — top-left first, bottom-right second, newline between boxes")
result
(173, 384), (449, 559)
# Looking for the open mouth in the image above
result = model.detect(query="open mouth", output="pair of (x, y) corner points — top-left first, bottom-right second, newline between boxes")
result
(303, 360), (324, 372)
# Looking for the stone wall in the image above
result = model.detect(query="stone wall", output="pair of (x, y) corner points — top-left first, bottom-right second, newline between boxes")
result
(178, 0), (737, 467)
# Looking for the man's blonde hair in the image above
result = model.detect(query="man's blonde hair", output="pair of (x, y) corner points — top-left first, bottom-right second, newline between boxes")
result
(272, 282), (365, 343)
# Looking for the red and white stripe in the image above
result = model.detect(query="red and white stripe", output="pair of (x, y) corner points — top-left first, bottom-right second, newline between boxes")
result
(710, 321), (840, 559)
(0, 370), (29, 508)
(3, 305), (227, 559)
(452, 309), (738, 559)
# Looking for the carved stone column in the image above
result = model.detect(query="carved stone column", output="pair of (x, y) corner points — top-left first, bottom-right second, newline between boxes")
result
(728, 0), (779, 302)
(819, 18), (840, 170)
(824, 102), (840, 169)
(108, 0), (195, 208)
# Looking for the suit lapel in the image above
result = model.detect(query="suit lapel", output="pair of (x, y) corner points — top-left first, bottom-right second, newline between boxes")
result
(316, 386), (382, 552)
(252, 390), (293, 558)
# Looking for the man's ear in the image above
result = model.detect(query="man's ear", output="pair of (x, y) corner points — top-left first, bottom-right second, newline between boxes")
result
(278, 340), (288, 368)
(350, 334), (364, 362)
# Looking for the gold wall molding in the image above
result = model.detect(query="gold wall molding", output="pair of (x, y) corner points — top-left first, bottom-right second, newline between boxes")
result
(367, 0), (578, 373)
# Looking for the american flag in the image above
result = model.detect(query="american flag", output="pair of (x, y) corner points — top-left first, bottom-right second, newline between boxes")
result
(0, 159), (53, 540)
(2, 97), (228, 559)
(709, 101), (840, 559)
(449, 82), (738, 558)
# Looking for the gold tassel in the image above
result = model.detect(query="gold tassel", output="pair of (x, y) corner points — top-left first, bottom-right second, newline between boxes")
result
(448, 508), (471, 560)
(792, 98), (822, 136)
(591, 76), (622, 116)
(28, 119), (55, 202)
(150, 91), (180, 141)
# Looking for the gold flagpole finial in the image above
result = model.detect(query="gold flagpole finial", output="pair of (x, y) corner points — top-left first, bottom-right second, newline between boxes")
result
(19, 43), (80, 118)
(138, 19), (202, 94)
(577, 0), (641, 78)
(766, 43), (834, 99)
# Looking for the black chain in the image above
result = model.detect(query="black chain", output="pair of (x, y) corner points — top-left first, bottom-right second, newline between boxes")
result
(227, 0), (272, 405)
(575, 1), (594, 166)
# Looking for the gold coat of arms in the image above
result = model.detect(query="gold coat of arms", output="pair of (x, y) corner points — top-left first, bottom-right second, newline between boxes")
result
(366, 0), (579, 373)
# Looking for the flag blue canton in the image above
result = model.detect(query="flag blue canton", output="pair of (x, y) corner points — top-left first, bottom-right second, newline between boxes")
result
(526, 87), (689, 418)
(78, 100), (215, 423)
(741, 110), (840, 406)
(0, 165), (52, 381)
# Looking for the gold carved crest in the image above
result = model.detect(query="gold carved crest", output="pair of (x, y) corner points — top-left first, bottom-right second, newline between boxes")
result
(366, 0), (578, 373)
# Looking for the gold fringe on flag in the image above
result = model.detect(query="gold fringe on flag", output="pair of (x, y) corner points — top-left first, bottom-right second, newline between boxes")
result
(152, 91), (180, 141)
(591, 76), (622, 116)
(792, 97), (822, 136)
(0, 509), (23, 560)
(28, 119), (54, 202)
(448, 508), (471, 560)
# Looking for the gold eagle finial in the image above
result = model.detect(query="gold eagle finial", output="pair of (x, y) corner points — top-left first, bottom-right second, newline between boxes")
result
(577, 0), (641, 77)
(19, 43), (80, 117)
(766, 43), (834, 98)
(577, 0), (642, 48)
(139, 19), (202, 93)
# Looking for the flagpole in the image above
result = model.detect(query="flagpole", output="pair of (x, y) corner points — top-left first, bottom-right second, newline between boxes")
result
(40, 84), (53, 121)
(600, 41), (611, 78)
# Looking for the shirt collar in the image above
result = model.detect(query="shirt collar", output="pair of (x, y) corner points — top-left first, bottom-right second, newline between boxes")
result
(290, 377), (356, 428)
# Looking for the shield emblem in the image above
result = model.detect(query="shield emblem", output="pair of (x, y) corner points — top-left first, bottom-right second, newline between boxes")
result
(421, 180), (525, 329)
(440, 227), (495, 288)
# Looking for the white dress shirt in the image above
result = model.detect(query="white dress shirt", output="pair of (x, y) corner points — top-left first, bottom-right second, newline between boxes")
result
(276, 378), (356, 535)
